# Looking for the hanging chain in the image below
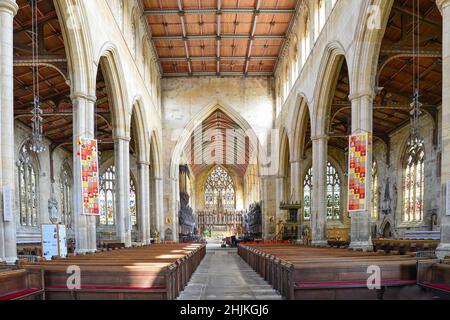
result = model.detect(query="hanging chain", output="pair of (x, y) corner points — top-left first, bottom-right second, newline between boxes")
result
(29, 0), (46, 153)
(408, 0), (423, 148)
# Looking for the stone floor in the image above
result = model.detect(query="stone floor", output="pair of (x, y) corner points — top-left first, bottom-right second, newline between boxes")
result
(177, 241), (282, 300)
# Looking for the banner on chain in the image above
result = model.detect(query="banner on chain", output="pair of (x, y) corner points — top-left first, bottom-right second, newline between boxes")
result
(348, 133), (371, 212)
(78, 138), (100, 216)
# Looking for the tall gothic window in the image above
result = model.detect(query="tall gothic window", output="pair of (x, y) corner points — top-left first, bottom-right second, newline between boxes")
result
(99, 165), (138, 226)
(326, 162), (341, 220)
(16, 144), (39, 227)
(372, 161), (378, 220)
(403, 141), (425, 222)
(60, 165), (72, 228)
(99, 165), (115, 226)
(204, 166), (235, 210)
(302, 162), (342, 221)
(129, 177), (137, 227)
(303, 167), (313, 220)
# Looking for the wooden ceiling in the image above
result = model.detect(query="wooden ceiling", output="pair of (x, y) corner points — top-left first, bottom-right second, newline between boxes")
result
(143, 0), (299, 77)
(13, 0), (114, 152)
(327, 0), (442, 151)
(183, 109), (252, 176)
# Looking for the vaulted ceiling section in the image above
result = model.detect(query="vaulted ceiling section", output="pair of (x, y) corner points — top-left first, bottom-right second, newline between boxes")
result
(183, 109), (253, 176)
(13, 0), (113, 152)
(143, 0), (300, 77)
(327, 0), (442, 151)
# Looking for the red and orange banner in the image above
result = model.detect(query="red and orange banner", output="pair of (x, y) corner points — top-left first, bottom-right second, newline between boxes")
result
(348, 133), (371, 212)
(78, 138), (100, 216)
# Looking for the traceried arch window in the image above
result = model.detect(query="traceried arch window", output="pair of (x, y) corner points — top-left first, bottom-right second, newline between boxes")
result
(99, 165), (115, 226)
(326, 162), (341, 220)
(129, 177), (137, 227)
(303, 167), (313, 220)
(60, 164), (73, 228)
(99, 165), (137, 226)
(403, 140), (425, 222)
(204, 166), (235, 210)
(372, 161), (378, 220)
(303, 162), (342, 221)
(16, 144), (39, 227)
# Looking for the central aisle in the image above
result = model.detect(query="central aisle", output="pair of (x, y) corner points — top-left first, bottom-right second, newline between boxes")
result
(178, 241), (282, 300)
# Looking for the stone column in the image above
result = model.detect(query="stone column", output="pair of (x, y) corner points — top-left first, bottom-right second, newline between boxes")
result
(311, 135), (328, 246)
(138, 162), (150, 244)
(0, 0), (18, 263)
(138, 161), (150, 244)
(151, 176), (163, 240)
(291, 160), (304, 241)
(348, 90), (374, 251)
(275, 176), (284, 222)
(72, 93), (97, 254)
(437, 0), (450, 259)
(114, 136), (131, 247)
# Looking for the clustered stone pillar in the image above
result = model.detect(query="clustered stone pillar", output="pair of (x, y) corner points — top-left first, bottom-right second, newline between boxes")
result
(275, 176), (284, 223)
(114, 136), (132, 247)
(348, 90), (374, 251)
(437, 0), (450, 260)
(290, 160), (303, 241)
(0, 0), (18, 263)
(311, 135), (328, 246)
(138, 161), (150, 244)
(72, 93), (97, 254)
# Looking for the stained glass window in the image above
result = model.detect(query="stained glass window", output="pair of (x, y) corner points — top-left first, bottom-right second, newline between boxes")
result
(16, 144), (39, 227)
(60, 165), (72, 228)
(129, 177), (137, 227)
(99, 165), (137, 226)
(303, 162), (341, 221)
(204, 166), (235, 210)
(372, 161), (378, 220)
(99, 165), (115, 226)
(403, 140), (425, 222)
(303, 167), (313, 220)
(326, 162), (341, 220)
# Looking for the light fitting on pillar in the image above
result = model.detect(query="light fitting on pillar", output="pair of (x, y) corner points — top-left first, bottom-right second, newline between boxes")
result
(28, 0), (46, 154)
(407, 0), (423, 149)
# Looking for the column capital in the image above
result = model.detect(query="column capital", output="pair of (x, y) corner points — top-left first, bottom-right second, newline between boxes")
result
(0, 0), (18, 15)
(348, 89), (375, 102)
(137, 161), (151, 166)
(113, 135), (131, 142)
(436, 0), (450, 14)
(70, 92), (97, 103)
(311, 134), (329, 142)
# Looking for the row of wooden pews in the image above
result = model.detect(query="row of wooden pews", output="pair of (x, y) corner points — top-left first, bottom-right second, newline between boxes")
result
(417, 259), (450, 299)
(0, 264), (44, 300)
(16, 243), (205, 300)
(372, 239), (439, 255)
(238, 244), (426, 300)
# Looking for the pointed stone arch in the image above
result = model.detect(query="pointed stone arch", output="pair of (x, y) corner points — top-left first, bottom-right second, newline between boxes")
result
(96, 44), (130, 138)
(130, 96), (150, 164)
(289, 93), (312, 162)
(169, 100), (264, 180)
(312, 41), (347, 137)
(54, 0), (96, 96)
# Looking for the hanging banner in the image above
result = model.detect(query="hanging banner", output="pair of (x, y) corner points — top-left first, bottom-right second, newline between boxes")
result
(2, 187), (13, 222)
(78, 138), (100, 216)
(348, 133), (370, 212)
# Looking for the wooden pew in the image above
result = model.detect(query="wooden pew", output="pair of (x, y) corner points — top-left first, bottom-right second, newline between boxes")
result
(417, 259), (450, 299)
(20, 243), (206, 300)
(238, 244), (423, 300)
(0, 268), (44, 300)
(372, 239), (439, 255)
